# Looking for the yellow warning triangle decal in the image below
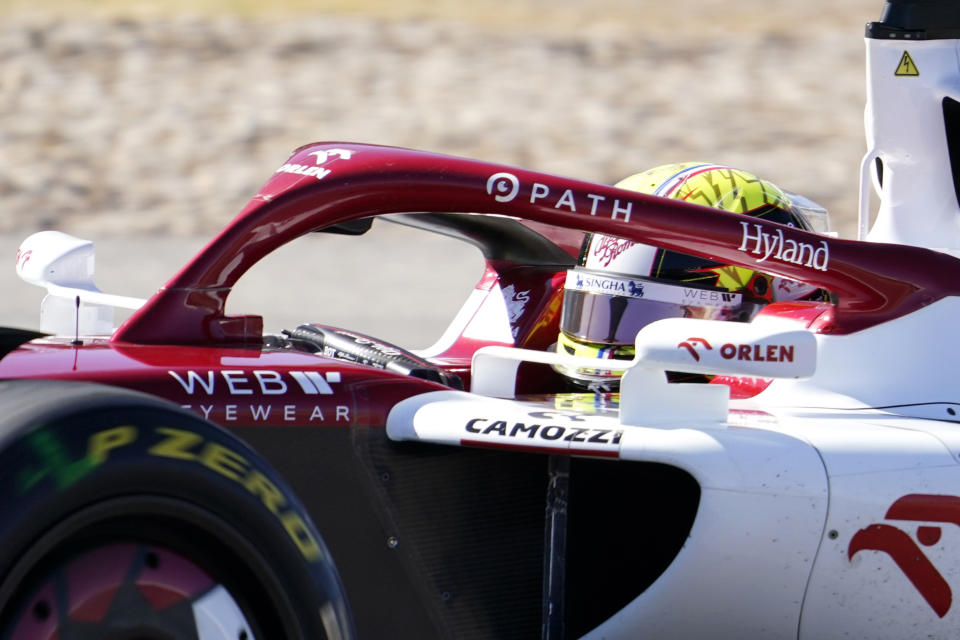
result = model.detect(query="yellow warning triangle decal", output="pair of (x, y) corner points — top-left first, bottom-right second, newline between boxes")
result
(895, 51), (919, 76)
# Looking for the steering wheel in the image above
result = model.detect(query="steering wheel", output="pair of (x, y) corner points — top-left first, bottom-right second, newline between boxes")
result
(283, 324), (463, 390)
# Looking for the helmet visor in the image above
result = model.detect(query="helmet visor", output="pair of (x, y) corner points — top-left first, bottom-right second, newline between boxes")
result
(560, 269), (750, 345)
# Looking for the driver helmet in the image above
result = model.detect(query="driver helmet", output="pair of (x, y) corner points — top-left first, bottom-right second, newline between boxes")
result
(556, 162), (825, 389)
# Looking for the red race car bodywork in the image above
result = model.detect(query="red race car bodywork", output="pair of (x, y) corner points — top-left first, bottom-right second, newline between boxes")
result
(6, 2), (960, 638)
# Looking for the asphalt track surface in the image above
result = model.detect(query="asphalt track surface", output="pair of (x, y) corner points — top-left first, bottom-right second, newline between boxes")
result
(0, 222), (485, 350)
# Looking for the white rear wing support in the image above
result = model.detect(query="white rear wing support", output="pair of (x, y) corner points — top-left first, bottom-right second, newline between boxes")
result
(861, 36), (960, 246)
(470, 317), (817, 428)
(16, 231), (146, 336)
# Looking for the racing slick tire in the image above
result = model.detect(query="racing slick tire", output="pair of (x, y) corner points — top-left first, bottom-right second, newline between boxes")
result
(0, 380), (353, 640)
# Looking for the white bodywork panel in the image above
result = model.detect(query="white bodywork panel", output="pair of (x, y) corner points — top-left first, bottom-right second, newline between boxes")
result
(758, 298), (960, 410)
(386, 298), (960, 639)
(16, 231), (146, 335)
(388, 390), (830, 638)
(387, 390), (960, 639)
(862, 37), (960, 246)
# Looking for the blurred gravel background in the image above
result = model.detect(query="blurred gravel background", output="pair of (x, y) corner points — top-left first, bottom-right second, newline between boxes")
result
(0, 1), (883, 341)
(1, 0), (879, 239)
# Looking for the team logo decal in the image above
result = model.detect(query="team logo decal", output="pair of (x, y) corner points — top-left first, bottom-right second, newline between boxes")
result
(275, 148), (354, 180)
(502, 284), (531, 339)
(676, 337), (796, 363)
(462, 409), (622, 457)
(849, 494), (960, 617)
(15, 248), (31, 271)
(678, 337), (712, 361)
(591, 236), (636, 267)
(486, 172), (520, 202)
(738, 221), (830, 272)
(484, 172), (634, 221)
(168, 369), (350, 423)
(572, 272), (645, 298)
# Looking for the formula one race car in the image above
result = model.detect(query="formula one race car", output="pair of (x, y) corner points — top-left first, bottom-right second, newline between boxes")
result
(2, 1), (960, 639)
